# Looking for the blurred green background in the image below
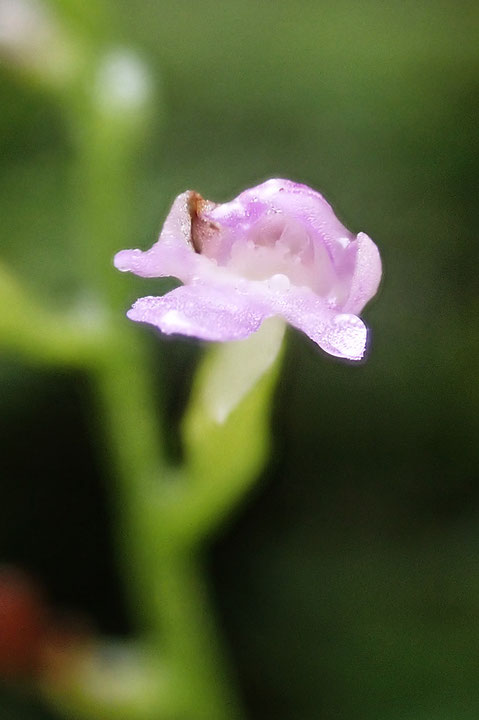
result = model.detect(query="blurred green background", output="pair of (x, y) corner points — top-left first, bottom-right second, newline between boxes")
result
(1, 0), (479, 718)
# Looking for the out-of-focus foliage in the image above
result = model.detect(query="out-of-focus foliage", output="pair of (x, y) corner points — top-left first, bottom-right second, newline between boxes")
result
(1, 1), (479, 718)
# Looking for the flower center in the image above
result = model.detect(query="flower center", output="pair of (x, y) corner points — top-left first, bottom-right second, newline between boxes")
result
(190, 193), (338, 297)
(226, 214), (335, 295)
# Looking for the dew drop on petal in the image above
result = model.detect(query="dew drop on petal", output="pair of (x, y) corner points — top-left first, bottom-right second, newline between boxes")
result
(268, 273), (290, 292)
(329, 313), (367, 360)
(161, 309), (192, 332)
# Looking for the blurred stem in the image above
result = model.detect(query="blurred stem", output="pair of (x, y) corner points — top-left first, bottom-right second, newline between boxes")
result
(68, 47), (170, 623)
(49, 0), (113, 42)
(71, 104), (138, 308)
(70, 52), (244, 718)
(67, 44), (154, 309)
(92, 342), (244, 720)
(92, 335), (168, 630)
(151, 547), (243, 720)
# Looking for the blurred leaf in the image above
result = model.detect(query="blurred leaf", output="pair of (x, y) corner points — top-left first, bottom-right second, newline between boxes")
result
(0, 261), (107, 366)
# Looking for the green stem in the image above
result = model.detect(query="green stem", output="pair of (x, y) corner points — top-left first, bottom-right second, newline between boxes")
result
(70, 102), (138, 309)
(93, 338), (244, 720)
(92, 335), (168, 632)
(151, 547), (244, 720)
(69, 47), (245, 718)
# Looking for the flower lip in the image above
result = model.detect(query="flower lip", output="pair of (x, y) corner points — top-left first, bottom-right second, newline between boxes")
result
(114, 178), (382, 360)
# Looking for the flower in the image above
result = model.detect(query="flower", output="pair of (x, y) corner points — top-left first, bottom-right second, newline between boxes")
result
(114, 179), (381, 360)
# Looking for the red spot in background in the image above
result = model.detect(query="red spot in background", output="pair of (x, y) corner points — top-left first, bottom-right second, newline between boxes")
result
(0, 566), (49, 679)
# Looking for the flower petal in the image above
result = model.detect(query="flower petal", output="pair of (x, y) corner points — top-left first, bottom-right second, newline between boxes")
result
(205, 178), (355, 261)
(342, 232), (382, 314)
(126, 284), (269, 342)
(267, 286), (367, 360)
(114, 191), (201, 282)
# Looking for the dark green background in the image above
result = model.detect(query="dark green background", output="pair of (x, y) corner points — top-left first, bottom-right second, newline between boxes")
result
(1, 1), (479, 718)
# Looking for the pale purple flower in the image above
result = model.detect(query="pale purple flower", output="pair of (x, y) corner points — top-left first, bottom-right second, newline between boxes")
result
(114, 179), (381, 360)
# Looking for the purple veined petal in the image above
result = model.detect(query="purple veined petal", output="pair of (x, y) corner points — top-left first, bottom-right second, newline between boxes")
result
(342, 232), (382, 314)
(126, 283), (270, 342)
(114, 191), (204, 282)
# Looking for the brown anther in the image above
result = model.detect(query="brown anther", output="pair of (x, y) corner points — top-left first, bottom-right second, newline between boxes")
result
(188, 191), (219, 254)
